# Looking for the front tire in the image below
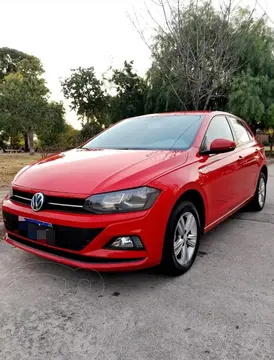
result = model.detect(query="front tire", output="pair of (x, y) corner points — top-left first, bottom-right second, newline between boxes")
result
(160, 200), (201, 276)
(249, 172), (267, 211)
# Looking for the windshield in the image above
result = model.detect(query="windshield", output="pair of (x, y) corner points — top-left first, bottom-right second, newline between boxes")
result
(82, 114), (203, 150)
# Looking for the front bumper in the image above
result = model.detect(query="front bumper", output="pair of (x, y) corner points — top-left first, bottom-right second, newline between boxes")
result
(2, 194), (170, 272)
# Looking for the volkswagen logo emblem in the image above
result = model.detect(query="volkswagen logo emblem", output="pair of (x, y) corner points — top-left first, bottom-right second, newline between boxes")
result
(31, 192), (45, 212)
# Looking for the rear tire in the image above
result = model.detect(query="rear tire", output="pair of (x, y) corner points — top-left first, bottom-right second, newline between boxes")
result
(249, 172), (267, 211)
(160, 200), (201, 276)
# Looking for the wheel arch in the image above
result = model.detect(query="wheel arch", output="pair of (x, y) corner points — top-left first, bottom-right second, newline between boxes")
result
(172, 186), (207, 233)
(261, 164), (268, 183)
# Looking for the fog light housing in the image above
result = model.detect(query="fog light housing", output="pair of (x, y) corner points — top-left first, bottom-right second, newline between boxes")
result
(106, 236), (144, 250)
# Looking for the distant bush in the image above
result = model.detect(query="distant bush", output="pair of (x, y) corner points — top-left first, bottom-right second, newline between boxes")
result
(80, 121), (102, 143)
(37, 124), (81, 158)
(59, 124), (81, 150)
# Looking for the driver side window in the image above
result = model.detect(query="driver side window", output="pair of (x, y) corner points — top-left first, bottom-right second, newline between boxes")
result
(201, 116), (234, 153)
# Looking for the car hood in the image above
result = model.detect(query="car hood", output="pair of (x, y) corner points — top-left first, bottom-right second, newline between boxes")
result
(13, 148), (188, 196)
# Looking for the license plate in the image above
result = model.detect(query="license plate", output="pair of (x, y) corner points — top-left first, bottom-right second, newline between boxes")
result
(18, 216), (55, 245)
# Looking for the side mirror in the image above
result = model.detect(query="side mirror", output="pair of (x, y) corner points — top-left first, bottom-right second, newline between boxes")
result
(209, 138), (236, 154)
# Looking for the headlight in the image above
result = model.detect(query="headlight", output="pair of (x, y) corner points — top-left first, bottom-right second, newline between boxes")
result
(84, 186), (161, 214)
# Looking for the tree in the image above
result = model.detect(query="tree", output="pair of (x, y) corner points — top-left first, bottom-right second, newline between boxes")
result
(36, 101), (66, 157)
(228, 72), (266, 132)
(0, 57), (49, 155)
(60, 124), (81, 150)
(232, 11), (274, 79)
(228, 70), (274, 153)
(80, 121), (102, 142)
(0, 47), (31, 82)
(134, 0), (239, 110)
(224, 5), (274, 145)
(108, 61), (148, 122)
(133, 0), (271, 112)
(145, 63), (183, 113)
(0, 48), (33, 150)
(61, 67), (108, 124)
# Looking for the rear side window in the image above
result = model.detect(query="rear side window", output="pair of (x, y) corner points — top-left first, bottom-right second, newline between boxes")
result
(228, 117), (251, 144)
(243, 123), (254, 139)
(200, 115), (234, 152)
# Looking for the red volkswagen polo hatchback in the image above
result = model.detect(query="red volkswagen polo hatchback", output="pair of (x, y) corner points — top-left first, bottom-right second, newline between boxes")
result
(2, 111), (267, 276)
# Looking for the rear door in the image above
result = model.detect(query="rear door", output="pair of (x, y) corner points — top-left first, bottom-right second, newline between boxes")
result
(226, 116), (260, 200)
(198, 115), (241, 225)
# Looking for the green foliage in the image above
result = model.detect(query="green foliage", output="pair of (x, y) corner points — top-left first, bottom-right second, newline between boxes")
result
(227, 6), (274, 132)
(61, 61), (148, 126)
(0, 71), (48, 126)
(266, 105), (274, 128)
(60, 124), (81, 150)
(4, 2), (274, 154)
(80, 121), (102, 142)
(10, 133), (24, 149)
(18, 56), (45, 77)
(228, 72), (265, 125)
(36, 101), (66, 156)
(0, 56), (51, 154)
(0, 47), (32, 81)
(146, 0), (237, 111)
(228, 72), (274, 131)
(108, 61), (148, 123)
(233, 14), (274, 78)
(61, 67), (108, 124)
(145, 0), (274, 117)
(146, 64), (183, 113)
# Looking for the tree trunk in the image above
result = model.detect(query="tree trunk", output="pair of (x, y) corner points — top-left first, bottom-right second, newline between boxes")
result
(24, 133), (29, 152)
(28, 129), (35, 155)
(0, 139), (5, 152)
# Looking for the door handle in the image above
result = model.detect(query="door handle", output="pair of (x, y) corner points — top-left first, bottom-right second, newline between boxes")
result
(238, 155), (244, 160)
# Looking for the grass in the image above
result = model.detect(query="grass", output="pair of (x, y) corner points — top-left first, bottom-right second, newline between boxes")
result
(0, 153), (40, 189)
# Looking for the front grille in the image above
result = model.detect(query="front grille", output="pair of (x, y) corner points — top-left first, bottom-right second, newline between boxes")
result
(2, 210), (103, 251)
(7, 234), (144, 263)
(11, 189), (88, 213)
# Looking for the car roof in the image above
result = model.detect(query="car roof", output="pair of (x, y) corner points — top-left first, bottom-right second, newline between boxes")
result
(131, 111), (234, 118)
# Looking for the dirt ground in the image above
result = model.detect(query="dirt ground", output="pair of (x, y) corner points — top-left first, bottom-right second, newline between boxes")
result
(0, 153), (40, 189)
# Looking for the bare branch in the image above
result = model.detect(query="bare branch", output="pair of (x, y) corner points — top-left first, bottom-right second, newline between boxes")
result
(129, 0), (267, 110)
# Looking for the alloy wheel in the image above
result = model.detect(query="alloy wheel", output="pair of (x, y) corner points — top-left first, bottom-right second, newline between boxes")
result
(258, 176), (266, 208)
(173, 212), (198, 266)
